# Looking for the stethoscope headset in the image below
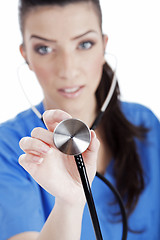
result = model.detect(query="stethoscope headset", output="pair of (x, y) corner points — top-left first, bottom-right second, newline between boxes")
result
(17, 54), (128, 240)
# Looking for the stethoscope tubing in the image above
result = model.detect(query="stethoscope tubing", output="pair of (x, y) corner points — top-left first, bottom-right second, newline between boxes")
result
(75, 154), (103, 240)
(96, 172), (128, 240)
(17, 55), (128, 239)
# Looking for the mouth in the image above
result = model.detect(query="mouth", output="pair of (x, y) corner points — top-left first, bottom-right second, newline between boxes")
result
(58, 86), (84, 98)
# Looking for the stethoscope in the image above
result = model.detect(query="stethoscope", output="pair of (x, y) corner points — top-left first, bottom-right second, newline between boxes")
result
(17, 55), (128, 240)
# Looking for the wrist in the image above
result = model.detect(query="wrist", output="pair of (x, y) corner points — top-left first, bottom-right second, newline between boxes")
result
(37, 195), (85, 240)
(55, 196), (86, 212)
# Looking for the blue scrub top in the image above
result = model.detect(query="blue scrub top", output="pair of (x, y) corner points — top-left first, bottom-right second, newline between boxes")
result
(0, 102), (159, 240)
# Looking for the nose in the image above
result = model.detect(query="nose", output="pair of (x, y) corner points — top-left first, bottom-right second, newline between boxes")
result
(56, 51), (78, 80)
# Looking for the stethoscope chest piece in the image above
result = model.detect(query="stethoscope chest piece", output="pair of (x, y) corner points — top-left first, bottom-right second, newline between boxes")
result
(53, 118), (91, 155)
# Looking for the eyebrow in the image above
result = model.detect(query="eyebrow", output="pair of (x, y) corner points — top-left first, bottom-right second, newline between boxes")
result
(30, 30), (98, 42)
(71, 30), (98, 40)
(30, 35), (56, 42)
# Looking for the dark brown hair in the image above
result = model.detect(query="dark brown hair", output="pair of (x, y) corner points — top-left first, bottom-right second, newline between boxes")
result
(96, 63), (147, 217)
(19, 0), (102, 35)
(19, 0), (147, 218)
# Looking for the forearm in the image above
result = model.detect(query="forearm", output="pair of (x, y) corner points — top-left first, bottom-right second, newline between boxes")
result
(18, 110), (99, 240)
(37, 198), (85, 240)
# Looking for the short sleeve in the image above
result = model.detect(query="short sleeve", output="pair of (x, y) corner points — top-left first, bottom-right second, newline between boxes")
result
(0, 125), (45, 240)
(121, 103), (160, 239)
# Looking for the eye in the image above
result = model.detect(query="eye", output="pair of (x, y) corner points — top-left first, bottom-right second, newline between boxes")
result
(35, 46), (53, 55)
(78, 41), (95, 50)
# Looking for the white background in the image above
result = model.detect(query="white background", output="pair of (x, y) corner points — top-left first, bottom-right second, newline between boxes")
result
(0, 0), (159, 123)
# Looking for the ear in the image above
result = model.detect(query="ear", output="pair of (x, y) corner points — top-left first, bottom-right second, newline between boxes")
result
(102, 34), (108, 63)
(19, 44), (27, 61)
(19, 44), (31, 67)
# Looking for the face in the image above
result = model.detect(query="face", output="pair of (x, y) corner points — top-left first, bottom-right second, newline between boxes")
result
(20, 2), (108, 120)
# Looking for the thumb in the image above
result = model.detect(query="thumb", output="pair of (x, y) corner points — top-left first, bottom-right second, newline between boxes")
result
(83, 130), (100, 168)
(43, 109), (72, 132)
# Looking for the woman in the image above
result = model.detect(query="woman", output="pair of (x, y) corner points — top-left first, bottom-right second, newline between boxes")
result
(0, 0), (159, 239)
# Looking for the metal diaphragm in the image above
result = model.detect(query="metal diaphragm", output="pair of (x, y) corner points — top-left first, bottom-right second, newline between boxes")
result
(53, 118), (91, 155)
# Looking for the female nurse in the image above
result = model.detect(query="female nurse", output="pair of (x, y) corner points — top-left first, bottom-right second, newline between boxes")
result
(0, 0), (159, 239)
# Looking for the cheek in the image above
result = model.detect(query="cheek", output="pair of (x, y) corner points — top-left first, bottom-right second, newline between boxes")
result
(27, 50), (55, 87)
(86, 54), (104, 87)
(30, 63), (53, 87)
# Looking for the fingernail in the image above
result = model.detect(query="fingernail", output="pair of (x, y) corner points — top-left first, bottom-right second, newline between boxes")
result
(44, 110), (53, 119)
(19, 154), (25, 165)
(91, 130), (96, 138)
(32, 155), (44, 164)
(37, 158), (44, 164)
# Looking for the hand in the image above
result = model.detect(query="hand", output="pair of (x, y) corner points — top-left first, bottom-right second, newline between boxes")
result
(19, 110), (100, 206)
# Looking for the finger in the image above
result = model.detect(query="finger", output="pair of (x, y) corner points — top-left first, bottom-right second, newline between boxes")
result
(18, 154), (42, 178)
(19, 136), (51, 156)
(43, 110), (72, 132)
(83, 130), (100, 164)
(31, 127), (55, 147)
(19, 153), (44, 165)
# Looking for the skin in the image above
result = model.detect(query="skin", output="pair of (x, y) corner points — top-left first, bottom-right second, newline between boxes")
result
(17, 110), (99, 240)
(20, 2), (108, 127)
(10, 2), (109, 239)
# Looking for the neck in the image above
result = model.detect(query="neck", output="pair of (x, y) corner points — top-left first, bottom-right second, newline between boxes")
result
(69, 104), (97, 128)
(43, 96), (98, 128)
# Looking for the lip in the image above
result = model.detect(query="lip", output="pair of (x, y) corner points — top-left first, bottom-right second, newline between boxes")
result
(58, 85), (84, 99)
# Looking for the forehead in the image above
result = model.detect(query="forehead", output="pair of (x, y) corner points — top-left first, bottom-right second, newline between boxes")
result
(23, 2), (101, 40)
